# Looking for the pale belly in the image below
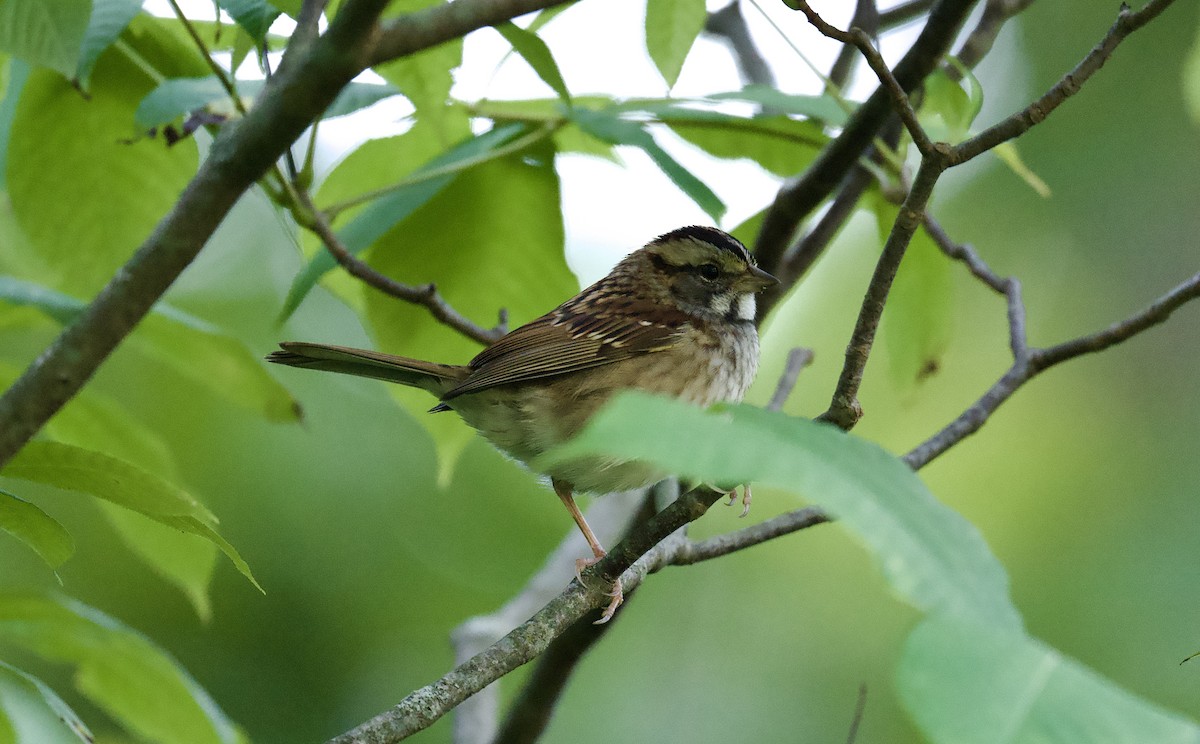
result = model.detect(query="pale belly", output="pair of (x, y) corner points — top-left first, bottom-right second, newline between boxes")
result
(447, 323), (759, 493)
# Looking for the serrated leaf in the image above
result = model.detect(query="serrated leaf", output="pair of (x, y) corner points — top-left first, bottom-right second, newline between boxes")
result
(0, 489), (74, 570)
(0, 278), (302, 422)
(7, 42), (198, 297)
(0, 661), (93, 743)
(217, 0), (280, 41)
(709, 85), (851, 125)
(667, 114), (827, 177)
(572, 107), (725, 220)
(540, 393), (1021, 629)
(280, 122), (529, 320)
(645, 0), (706, 88)
(495, 22), (570, 103)
(1, 442), (261, 591)
(871, 190), (953, 389)
(74, 0), (142, 90)
(0, 594), (240, 744)
(0, 0), (91, 79)
(899, 614), (1200, 744)
(364, 138), (574, 478)
(992, 140), (1051, 197)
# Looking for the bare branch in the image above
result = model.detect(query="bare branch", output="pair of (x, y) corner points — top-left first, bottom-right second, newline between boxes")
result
(753, 0), (975, 274)
(670, 506), (829, 565)
(705, 1), (776, 87)
(879, 0), (935, 29)
(844, 684), (869, 744)
(294, 191), (505, 346)
(953, 0), (1037, 71)
(828, 0), (880, 90)
(952, 0), (1178, 164)
(767, 348), (815, 412)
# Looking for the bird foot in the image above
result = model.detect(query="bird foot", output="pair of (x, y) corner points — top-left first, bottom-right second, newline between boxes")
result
(574, 554), (624, 624)
(720, 484), (753, 518)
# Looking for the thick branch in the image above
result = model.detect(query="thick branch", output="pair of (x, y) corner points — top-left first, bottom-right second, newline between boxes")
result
(828, 0), (880, 90)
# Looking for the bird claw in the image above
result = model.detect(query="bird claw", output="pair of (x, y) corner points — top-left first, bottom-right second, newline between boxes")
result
(574, 553), (624, 624)
(719, 484), (753, 517)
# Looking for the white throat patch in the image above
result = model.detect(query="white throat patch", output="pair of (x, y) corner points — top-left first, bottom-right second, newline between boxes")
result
(735, 293), (756, 321)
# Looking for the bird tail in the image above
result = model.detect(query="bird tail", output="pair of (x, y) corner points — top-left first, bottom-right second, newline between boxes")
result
(266, 342), (465, 396)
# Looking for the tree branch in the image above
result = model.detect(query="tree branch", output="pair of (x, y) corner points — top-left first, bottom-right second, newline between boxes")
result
(669, 506), (830, 565)
(294, 190), (506, 346)
(767, 348), (815, 412)
(753, 0), (975, 276)
(0, 0), (574, 470)
(705, 1), (776, 87)
(828, 0), (880, 91)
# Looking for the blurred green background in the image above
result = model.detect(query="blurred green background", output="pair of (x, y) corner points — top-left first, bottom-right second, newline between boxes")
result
(2, 0), (1199, 742)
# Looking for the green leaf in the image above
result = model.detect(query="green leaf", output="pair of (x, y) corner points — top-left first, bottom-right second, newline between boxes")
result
(364, 137), (574, 477)
(992, 140), (1051, 198)
(74, 0), (142, 90)
(217, 0), (280, 41)
(2, 442), (261, 592)
(134, 74), (227, 129)
(280, 122), (529, 320)
(527, 2), (576, 33)
(6, 42), (198, 297)
(667, 114), (827, 177)
(645, 0), (706, 88)
(709, 85), (851, 126)
(920, 68), (975, 144)
(0, 594), (241, 744)
(899, 614), (1200, 744)
(495, 22), (570, 103)
(1185, 21), (1200, 125)
(572, 107), (725, 221)
(0, 278), (302, 422)
(871, 190), (953, 389)
(0, 661), (92, 743)
(0, 489), (74, 570)
(374, 24), (462, 135)
(99, 503), (217, 622)
(540, 393), (1021, 629)
(0, 0), (91, 78)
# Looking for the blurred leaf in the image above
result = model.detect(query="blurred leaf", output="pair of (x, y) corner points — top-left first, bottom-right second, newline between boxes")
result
(645, 0), (706, 88)
(540, 394), (1021, 629)
(0, 0), (90, 78)
(1185, 21), (1200, 125)
(572, 107), (725, 220)
(992, 140), (1051, 197)
(709, 85), (850, 125)
(947, 56), (984, 124)
(267, 0), (302, 16)
(374, 2), (462, 138)
(2, 442), (261, 592)
(920, 68), (975, 143)
(217, 0), (280, 41)
(74, 0), (142, 90)
(871, 190), (953, 389)
(99, 503), (217, 622)
(0, 278), (302, 422)
(667, 114), (827, 177)
(0, 488), (74, 571)
(281, 122), (530, 320)
(0, 594), (241, 744)
(323, 79), (403, 118)
(365, 137), (573, 477)
(0, 661), (92, 743)
(495, 22), (570, 102)
(899, 614), (1200, 744)
(554, 122), (619, 161)
(134, 74), (226, 129)
(6, 42), (198, 297)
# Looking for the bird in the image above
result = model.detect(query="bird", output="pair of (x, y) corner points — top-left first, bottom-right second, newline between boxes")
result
(267, 226), (777, 622)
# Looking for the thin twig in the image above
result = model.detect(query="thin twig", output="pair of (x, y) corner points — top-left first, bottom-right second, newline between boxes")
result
(753, 0), (975, 274)
(828, 0), (879, 91)
(767, 348), (815, 412)
(953, 0), (1038, 71)
(844, 685), (869, 744)
(952, 0), (1177, 165)
(165, 0), (247, 116)
(879, 0), (934, 29)
(294, 190), (505, 346)
(669, 506), (829, 565)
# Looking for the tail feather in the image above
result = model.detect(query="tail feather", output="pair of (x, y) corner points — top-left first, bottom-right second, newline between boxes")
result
(267, 342), (465, 396)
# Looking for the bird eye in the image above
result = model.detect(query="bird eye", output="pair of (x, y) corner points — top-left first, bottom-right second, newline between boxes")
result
(698, 263), (720, 281)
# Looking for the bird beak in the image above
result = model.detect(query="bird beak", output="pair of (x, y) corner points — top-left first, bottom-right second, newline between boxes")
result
(740, 264), (779, 292)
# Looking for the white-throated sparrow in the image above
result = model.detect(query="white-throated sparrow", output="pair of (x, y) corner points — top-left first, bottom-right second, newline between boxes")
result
(268, 226), (777, 621)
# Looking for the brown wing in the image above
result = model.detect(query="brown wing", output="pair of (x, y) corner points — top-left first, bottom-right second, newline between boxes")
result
(440, 298), (689, 401)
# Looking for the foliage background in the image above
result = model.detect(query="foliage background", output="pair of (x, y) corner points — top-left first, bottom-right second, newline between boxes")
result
(0, 0), (1198, 742)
